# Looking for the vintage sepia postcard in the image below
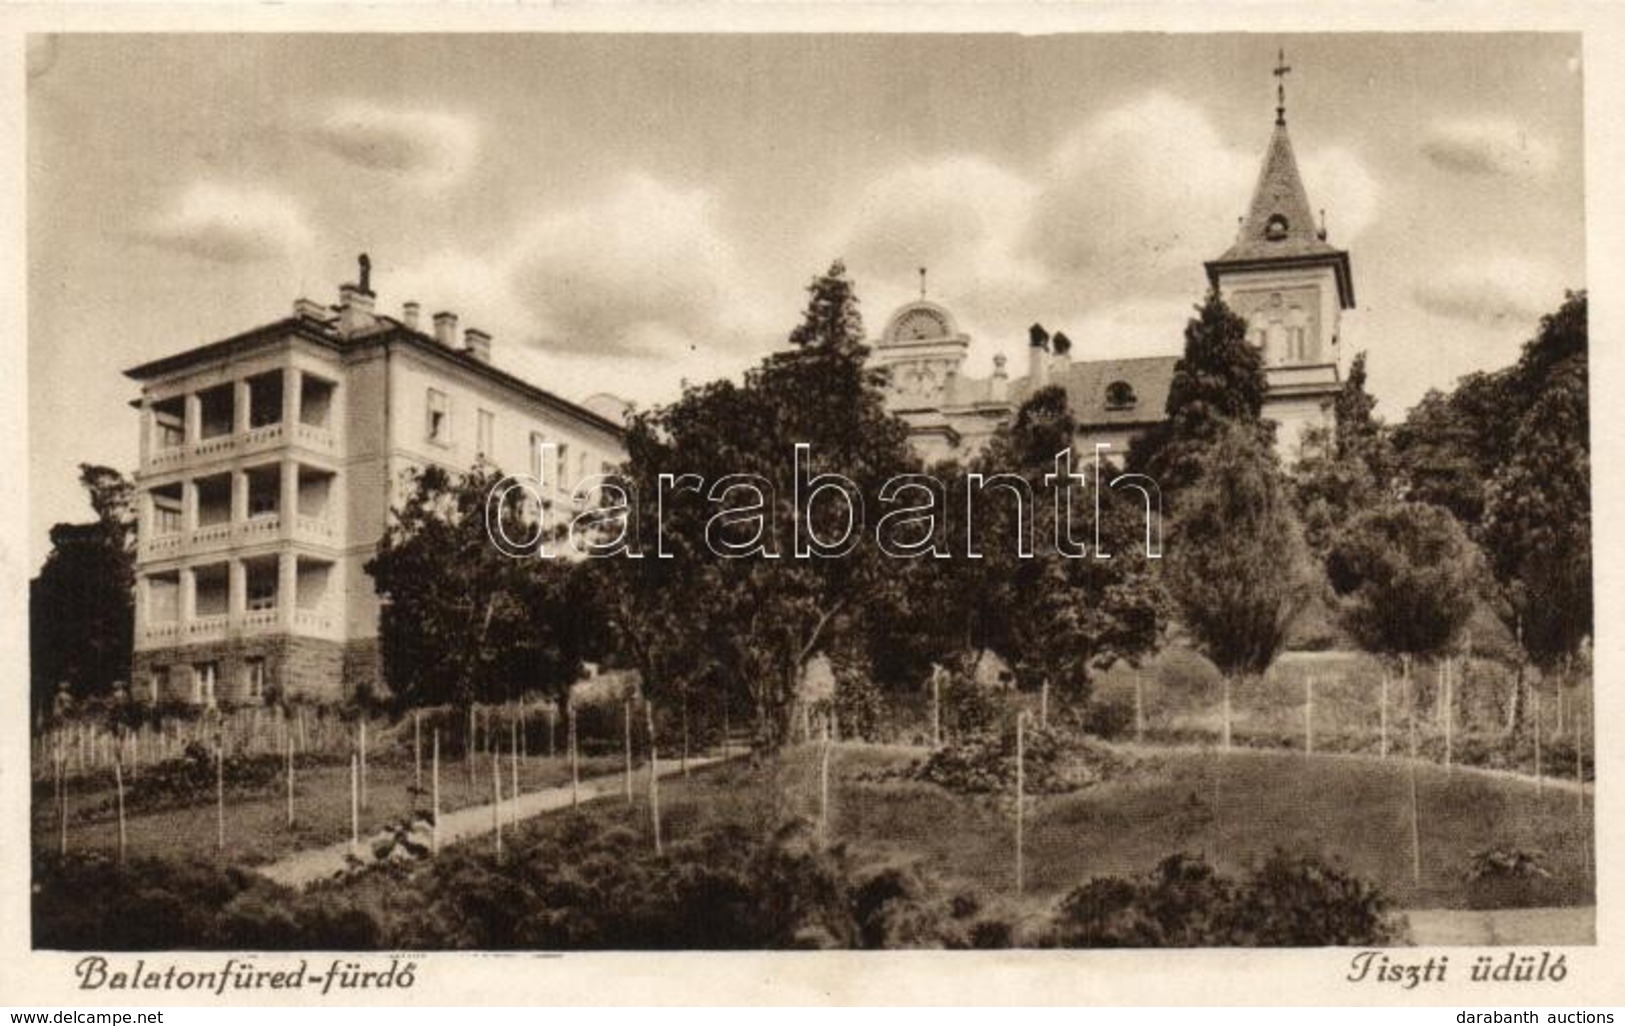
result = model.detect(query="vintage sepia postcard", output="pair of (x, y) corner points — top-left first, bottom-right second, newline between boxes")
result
(2, 2), (1622, 1008)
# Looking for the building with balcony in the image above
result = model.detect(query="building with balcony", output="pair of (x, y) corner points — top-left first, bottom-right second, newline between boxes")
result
(125, 275), (626, 707)
(870, 67), (1354, 465)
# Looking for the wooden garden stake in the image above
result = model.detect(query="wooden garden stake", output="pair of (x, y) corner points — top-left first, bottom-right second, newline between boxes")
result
(1577, 707), (1587, 815)
(1222, 676), (1233, 751)
(215, 739), (225, 853)
(1134, 673), (1145, 744)
(1304, 675), (1314, 755)
(510, 720), (520, 828)
(623, 698), (634, 803)
(548, 706), (556, 758)
(359, 719), (368, 810)
(1444, 659), (1454, 772)
(492, 753), (502, 861)
(1533, 685), (1544, 795)
(1015, 712), (1027, 896)
(1408, 712), (1421, 886)
(1040, 680), (1050, 729)
(932, 668), (942, 748)
(286, 734), (295, 829)
(681, 691), (690, 778)
(349, 753), (359, 854)
(56, 750), (66, 857)
(1380, 673), (1389, 758)
(114, 757), (127, 864)
(569, 705), (580, 807)
(819, 720), (832, 846)
(414, 711), (422, 792)
(468, 705), (477, 789)
(646, 701), (662, 855)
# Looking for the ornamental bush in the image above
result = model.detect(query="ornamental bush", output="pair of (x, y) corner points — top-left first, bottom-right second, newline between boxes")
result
(1044, 850), (1407, 947)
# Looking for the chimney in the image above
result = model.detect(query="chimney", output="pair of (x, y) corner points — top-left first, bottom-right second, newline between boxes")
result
(402, 301), (421, 331)
(337, 283), (376, 337)
(464, 327), (492, 363)
(293, 297), (328, 322)
(1028, 323), (1050, 388)
(990, 353), (1009, 402)
(1052, 332), (1073, 374)
(433, 311), (458, 348)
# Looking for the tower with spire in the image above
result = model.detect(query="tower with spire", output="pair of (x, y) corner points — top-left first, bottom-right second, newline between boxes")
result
(1204, 49), (1356, 456)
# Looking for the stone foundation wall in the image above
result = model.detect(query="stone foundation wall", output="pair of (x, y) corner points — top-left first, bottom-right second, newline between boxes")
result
(133, 634), (357, 707)
(342, 637), (384, 703)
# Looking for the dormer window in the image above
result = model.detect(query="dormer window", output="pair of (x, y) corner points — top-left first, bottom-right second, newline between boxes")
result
(1265, 214), (1290, 240)
(1106, 380), (1137, 410)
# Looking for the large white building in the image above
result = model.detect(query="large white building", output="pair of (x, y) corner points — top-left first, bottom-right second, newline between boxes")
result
(869, 72), (1354, 463)
(124, 275), (625, 706)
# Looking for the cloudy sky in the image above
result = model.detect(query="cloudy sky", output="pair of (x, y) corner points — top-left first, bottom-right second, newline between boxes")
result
(27, 32), (1584, 566)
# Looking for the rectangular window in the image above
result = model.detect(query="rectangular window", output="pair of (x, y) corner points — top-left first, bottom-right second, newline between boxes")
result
(426, 388), (451, 445)
(194, 662), (218, 706)
(244, 658), (266, 702)
(556, 442), (570, 490)
(247, 573), (277, 611)
(477, 408), (495, 458)
(530, 432), (547, 481)
(153, 496), (183, 535)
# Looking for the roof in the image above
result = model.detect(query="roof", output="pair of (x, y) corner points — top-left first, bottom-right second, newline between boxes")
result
(1016, 355), (1180, 428)
(123, 310), (623, 438)
(1218, 121), (1338, 263)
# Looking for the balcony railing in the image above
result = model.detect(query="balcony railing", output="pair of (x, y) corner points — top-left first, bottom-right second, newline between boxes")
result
(139, 513), (345, 561)
(140, 601), (340, 648)
(242, 608), (280, 633)
(142, 420), (336, 468)
(144, 621), (182, 645)
(239, 514), (282, 540)
(184, 614), (229, 643)
(293, 608), (335, 634)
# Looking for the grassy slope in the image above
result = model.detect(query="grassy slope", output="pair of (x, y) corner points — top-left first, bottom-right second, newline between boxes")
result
(516, 744), (1593, 914)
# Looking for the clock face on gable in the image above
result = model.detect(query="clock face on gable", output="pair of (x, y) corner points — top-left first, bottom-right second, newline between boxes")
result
(893, 308), (949, 342)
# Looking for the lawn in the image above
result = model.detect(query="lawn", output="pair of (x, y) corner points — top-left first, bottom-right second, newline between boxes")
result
(466, 743), (1593, 915)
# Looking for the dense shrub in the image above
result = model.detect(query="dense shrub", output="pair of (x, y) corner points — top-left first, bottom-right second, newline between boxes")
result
(1044, 851), (1407, 947)
(392, 818), (857, 949)
(72, 743), (300, 821)
(846, 865), (1012, 949)
(32, 852), (379, 950)
(1463, 847), (1558, 910)
(1080, 694), (1137, 740)
(834, 671), (885, 743)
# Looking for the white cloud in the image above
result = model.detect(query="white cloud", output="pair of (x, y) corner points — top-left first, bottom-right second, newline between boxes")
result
(306, 100), (480, 190)
(386, 174), (759, 364)
(1420, 119), (1559, 179)
(1026, 92), (1252, 294)
(1412, 255), (1568, 326)
(1301, 147), (1379, 243)
(833, 93), (1379, 359)
(132, 181), (312, 263)
(505, 174), (754, 357)
(833, 155), (1046, 303)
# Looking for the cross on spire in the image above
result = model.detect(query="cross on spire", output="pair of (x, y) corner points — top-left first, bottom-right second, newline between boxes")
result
(1273, 48), (1293, 125)
(919, 267), (928, 300)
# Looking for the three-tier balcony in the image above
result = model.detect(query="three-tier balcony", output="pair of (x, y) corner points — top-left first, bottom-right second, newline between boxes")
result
(139, 461), (340, 560)
(135, 552), (340, 649)
(142, 367), (339, 472)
